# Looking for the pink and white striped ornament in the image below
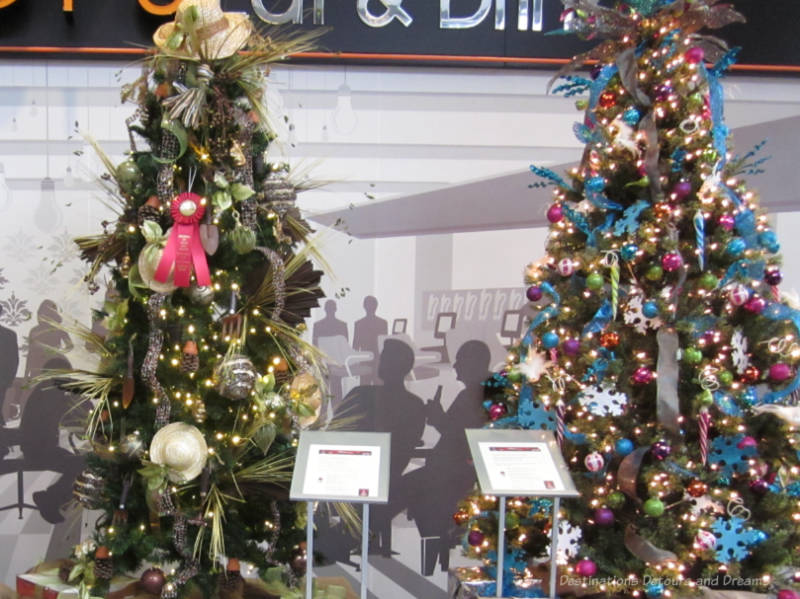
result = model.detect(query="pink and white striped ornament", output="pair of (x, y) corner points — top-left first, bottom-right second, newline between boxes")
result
(699, 409), (711, 466)
(556, 400), (566, 448)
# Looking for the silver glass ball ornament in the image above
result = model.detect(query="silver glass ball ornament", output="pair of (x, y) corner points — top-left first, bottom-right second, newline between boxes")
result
(188, 284), (215, 306)
(216, 353), (257, 400)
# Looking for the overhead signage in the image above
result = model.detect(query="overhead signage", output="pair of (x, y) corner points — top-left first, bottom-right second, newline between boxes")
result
(0, 0), (798, 72)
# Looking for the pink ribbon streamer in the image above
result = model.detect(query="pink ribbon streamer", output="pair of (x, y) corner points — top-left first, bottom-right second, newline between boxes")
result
(154, 192), (211, 288)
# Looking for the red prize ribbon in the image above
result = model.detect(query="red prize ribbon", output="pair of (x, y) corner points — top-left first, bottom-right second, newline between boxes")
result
(154, 192), (211, 288)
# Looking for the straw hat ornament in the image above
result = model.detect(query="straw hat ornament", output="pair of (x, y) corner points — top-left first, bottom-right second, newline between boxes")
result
(153, 0), (252, 60)
(149, 422), (208, 482)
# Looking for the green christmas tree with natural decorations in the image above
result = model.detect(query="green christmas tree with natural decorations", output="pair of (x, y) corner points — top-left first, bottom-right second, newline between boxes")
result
(59, 1), (329, 597)
(458, 1), (800, 597)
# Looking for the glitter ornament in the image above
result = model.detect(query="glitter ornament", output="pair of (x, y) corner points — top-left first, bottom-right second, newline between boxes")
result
(557, 258), (575, 277)
(646, 582), (665, 598)
(453, 510), (470, 525)
(695, 529), (717, 551)
(215, 353), (257, 400)
(642, 301), (659, 318)
(489, 403), (507, 421)
(188, 284), (215, 306)
(547, 203), (564, 223)
(575, 558), (597, 577)
(726, 237), (746, 256)
(607, 491), (626, 508)
(467, 529), (485, 546)
(687, 479), (708, 497)
(671, 180), (692, 200)
(749, 478), (770, 495)
(598, 91), (616, 108)
(769, 363), (793, 382)
(651, 440), (671, 460)
(140, 568), (166, 595)
(718, 213), (735, 231)
(563, 338), (581, 356)
(594, 508), (614, 526)
(742, 365), (761, 384)
(661, 252), (682, 272)
(584, 451), (604, 472)
(586, 272), (604, 290)
(685, 46), (705, 64)
(699, 272), (718, 289)
(728, 284), (750, 306)
(632, 366), (654, 385)
(646, 265), (663, 281)
(526, 286), (543, 301)
(621, 243), (638, 261)
(622, 107), (641, 125)
(600, 331), (619, 348)
(765, 265), (783, 286)
(683, 347), (703, 364)
(643, 497), (665, 517)
(585, 175), (606, 192)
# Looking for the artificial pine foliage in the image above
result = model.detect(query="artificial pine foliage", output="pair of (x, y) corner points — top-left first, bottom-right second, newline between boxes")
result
(60, 1), (328, 596)
(460, 1), (800, 596)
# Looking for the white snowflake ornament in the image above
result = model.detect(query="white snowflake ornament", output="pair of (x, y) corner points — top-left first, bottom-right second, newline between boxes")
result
(556, 520), (582, 565)
(624, 293), (663, 334)
(731, 328), (749, 375)
(578, 384), (628, 417)
(685, 492), (725, 516)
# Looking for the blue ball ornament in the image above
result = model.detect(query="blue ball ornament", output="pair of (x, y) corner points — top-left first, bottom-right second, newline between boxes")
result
(758, 230), (780, 253)
(725, 237), (746, 257)
(642, 301), (659, 318)
(622, 107), (641, 126)
(615, 438), (634, 456)
(542, 332), (560, 349)
(753, 530), (768, 544)
(585, 175), (606, 192)
(621, 243), (638, 261)
(646, 582), (665, 598)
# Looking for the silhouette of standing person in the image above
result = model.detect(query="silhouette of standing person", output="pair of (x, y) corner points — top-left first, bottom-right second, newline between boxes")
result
(25, 300), (73, 380)
(0, 306), (19, 427)
(312, 299), (349, 346)
(406, 340), (491, 575)
(328, 339), (425, 558)
(353, 296), (388, 385)
(21, 356), (85, 524)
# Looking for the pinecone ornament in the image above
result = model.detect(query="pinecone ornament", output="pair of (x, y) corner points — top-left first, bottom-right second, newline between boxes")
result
(180, 340), (199, 373)
(94, 546), (113, 580)
(137, 196), (162, 225)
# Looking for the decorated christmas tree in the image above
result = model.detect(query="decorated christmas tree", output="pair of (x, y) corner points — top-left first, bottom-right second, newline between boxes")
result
(459, 1), (800, 596)
(57, 1), (327, 596)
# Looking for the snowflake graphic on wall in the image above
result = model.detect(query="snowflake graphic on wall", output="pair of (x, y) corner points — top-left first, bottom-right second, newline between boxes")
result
(3, 230), (39, 263)
(0, 292), (32, 327)
(24, 264), (60, 296)
(47, 229), (80, 264)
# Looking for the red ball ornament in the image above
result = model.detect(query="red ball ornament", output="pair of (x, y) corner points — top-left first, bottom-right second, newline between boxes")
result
(453, 510), (470, 525)
(140, 568), (166, 595)
(743, 296), (766, 314)
(661, 252), (682, 272)
(598, 90), (616, 108)
(685, 46), (705, 64)
(632, 366), (654, 385)
(741, 365), (761, 384)
(575, 558), (597, 577)
(600, 331), (620, 348)
(653, 203), (672, 220)
(687, 479), (708, 498)
(770, 363), (793, 383)
(547, 203), (564, 223)
(489, 403), (507, 421)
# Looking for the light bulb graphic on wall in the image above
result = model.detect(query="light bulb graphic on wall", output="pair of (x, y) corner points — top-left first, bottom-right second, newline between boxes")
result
(332, 82), (358, 135)
(35, 176), (63, 233)
(0, 163), (10, 211)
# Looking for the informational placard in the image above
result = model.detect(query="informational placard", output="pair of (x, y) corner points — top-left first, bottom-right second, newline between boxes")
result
(291, 431), (390, 503)
(465, 429), (579, 497)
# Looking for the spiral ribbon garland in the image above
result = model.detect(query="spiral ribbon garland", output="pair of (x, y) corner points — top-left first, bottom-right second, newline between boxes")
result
(142, 293), (171, 429)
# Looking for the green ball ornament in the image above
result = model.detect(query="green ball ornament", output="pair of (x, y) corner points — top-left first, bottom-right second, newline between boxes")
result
(117, 158), (143, 194)
(505, 511), (520, 528)
(698, 389), (714, 407)
(699, 272), (718, 290)
(507, 370), (523, 383)
(683, 347), (703, 364)
(643, 498), (665, 517)
(646, 265), (664, 281)
(575, 99), (589, 111)
(586, 272), (604, 290)
(702, 149), (718, 162)
(718, 370), (733, 386)
(607, 491), (626, 508)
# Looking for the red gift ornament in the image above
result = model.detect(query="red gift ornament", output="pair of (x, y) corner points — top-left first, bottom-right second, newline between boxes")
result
(154, 192), (211, 288)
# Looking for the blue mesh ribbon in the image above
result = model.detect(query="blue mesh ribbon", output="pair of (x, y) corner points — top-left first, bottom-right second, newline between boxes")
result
(582, 301), (614, 337)
(720, 259), (765, 287)
(760, 302), (800, 404)
(530, 164), (571, 190)
(521, 282), (560, 353)
(702, 63), (729, 167)
(586, 64), (618, 127)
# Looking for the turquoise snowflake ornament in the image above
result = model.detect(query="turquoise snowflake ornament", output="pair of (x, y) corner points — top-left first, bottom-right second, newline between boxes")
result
(709, 434), (758, 477)
(710, 517), (765, 563)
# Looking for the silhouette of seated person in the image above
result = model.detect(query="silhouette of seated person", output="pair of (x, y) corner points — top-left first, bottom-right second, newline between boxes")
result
(329, 338), (425, 558)
(405, 340), (491, 575)
(25, 300), (73, 381)
(0, 305), (19, 428)
(18, 356), (85, 523)
(312, 300), (349, 346)
(353, 295), (387, 385)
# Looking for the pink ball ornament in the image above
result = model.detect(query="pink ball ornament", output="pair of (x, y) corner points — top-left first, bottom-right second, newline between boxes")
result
(737, 436), (758, 449)
(575, 558), (597, 577)
(728, 284), (751, 306)
(694, 529), (717, 551)
(777, 591), (798, 599)
(661, 252), (682, 272)
(743, 296), (766, 314)
(685, 46), (705, 64)
(632, 366), (654, 385)
(584, 451), (605, 472)
(557, 258), (575, 277)
(489, 403), (507, 421)
(770, 363), (794, 383)
(718, 213), (735, 231)
(547, 203), (564, 223)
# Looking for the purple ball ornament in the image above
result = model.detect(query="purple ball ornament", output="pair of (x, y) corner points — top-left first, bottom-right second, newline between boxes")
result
(728, 283), (751, 306)
(750, 478), (770, 495)
(662, 252), (682, 272)
(547, 203), (564, 223)
(718, 213), (735, 231)
(489, 403), (507, 421)
(575, 558), (597, 577)
(467, 529), (485, 547)
(632, 366), (654, 385)
(685, 46), (705, 64)
(563, 338), (581, 356)
(594, 508), (615, 526)
(584, 451), (605, 472)
(737, 436), (758, 449)
(526, 286), (543, 302)
(558, 258), (576, 277)
(670, 180), (692, 201)
(765, 266), (783, 286)
(694, 529), (717, 551)
(769, 362), (794, 383)
(651, 440), (671, 461)
(743, 296), (766, 314)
